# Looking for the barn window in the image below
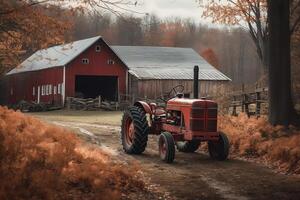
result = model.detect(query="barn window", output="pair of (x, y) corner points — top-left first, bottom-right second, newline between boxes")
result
(95, 45), (101, 52)
(33, 87), (35, 96)
(107, 59), (115, 65)
(54, 86), (57, 95)
(82, 58), (89, 64)
(41, 85), (45, 96)
(49, 85), (52, 95)
(46, 85), (49, 95)
(58, 84), (61, 94)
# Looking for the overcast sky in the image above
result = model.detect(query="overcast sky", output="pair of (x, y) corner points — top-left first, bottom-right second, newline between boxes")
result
(133, 0), (206, 23)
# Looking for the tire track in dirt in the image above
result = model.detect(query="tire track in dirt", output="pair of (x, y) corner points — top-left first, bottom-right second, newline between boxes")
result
(52, 121), (120, 156)
(52, 121), (250, 200)
(48, 120), (300, 200)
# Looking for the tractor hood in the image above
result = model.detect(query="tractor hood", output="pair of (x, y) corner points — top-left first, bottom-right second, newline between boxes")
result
(167, 98), (216, 107)
(166, 98), (218, 111)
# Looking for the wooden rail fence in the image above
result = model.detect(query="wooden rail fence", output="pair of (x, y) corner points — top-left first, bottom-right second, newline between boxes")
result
(230, 87), (268, 117)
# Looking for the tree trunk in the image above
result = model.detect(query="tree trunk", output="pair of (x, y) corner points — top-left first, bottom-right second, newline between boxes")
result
(267, 0), (294, 126)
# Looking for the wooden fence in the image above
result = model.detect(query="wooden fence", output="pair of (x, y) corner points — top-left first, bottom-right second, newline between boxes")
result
(229, 87), (268, 117)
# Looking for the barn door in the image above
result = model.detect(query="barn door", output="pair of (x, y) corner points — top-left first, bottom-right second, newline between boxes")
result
(37, 86), (40, 104)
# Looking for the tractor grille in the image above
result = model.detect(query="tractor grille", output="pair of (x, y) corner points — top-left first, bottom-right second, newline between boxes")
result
(190, 101), (218, 132)
(190, 119), (205, 131)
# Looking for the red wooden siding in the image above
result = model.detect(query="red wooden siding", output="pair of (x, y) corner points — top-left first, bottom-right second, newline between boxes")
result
(6, 38), (128, 106)
(8, 67), (63, 105)
(65, 40), (127, 98)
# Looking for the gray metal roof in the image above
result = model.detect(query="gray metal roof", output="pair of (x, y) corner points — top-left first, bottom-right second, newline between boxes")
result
(7, 36), (102, 75)
(7, 36), (230, 81)
(111, 46), (230, 81)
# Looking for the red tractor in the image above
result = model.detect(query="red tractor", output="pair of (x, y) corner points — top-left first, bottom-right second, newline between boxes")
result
(121, 67), (229, 163)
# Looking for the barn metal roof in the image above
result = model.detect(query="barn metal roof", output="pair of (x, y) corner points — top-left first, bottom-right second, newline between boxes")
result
(7, 36), (230, 81)
(111, 46), (230, 81)
(7, 36), (102, 75)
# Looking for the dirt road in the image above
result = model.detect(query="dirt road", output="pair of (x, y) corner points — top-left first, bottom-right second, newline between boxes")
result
(31, 111), (300, 200)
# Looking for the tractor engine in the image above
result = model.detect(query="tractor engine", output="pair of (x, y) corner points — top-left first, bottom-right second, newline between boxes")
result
(190, 101), (218, 132)
(167, 110), (181, 126)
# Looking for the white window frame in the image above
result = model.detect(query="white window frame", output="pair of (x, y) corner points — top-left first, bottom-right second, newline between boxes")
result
(54, 86), (57, 95)
(33, 86), (35, 96)
(41, 85), (44, 96)
(49, 85), (52, 95)
(107, 59), (115, 65)
(95, 45), (101, 52)
(82, 58), (89, 64)
(46, 85), (49, 95)
(58, 84), (61, 94)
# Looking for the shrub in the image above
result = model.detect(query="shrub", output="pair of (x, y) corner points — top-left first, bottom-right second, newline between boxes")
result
(219, 114), (300, 174)
(0, 106), (144, 200)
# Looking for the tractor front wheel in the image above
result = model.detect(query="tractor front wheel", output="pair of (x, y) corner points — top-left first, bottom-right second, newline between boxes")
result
(158, 132), (175, 163)
(121, 106), (149, 154)
(176, 140), (201, 153)
(208, 132), (229, 161)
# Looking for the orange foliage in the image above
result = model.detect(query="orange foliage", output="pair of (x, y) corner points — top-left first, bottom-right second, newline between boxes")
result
(219, 114), (300, 174)
(0, 1), (73, 73)
(200, 0), (267, 25)
(159, 21), (185, 47)
(0, 106), (144, 200)
(200, 48), (220, 69)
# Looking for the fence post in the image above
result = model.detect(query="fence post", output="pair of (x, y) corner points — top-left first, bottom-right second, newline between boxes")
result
(244, 94), (250, 117)
(66, 97), (71, 110)
(256, 92), (261, 118)
(232, 96), (237, 116)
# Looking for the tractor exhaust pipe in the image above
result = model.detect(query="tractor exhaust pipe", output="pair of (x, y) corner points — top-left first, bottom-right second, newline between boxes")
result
(194, 65), (199, 99)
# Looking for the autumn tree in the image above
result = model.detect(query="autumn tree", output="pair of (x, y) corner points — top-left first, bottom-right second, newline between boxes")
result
(199, 0), (268, 68)
(267, 0), (299, 126)
(0, 0), (72, 74)
(143, 14), (162, 46)
(0, 0), (139, 75)
(200, 0), (300, 126)
(200, 48), (220, 69)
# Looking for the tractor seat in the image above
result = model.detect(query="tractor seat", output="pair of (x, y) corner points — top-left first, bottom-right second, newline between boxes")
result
(154, 108), (166, 116)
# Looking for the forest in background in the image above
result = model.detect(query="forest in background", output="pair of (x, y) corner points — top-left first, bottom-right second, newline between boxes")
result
(71, 13), (263, 85)
(1, 0), (299, 114)
(1, 0), (299, 88)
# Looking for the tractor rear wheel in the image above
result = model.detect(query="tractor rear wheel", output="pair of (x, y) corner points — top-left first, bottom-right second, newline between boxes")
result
(121, 106), (149, 154)
(158, 132), (175, 163)
(208, 132), (229, 161)
(176, 140), (201, 153)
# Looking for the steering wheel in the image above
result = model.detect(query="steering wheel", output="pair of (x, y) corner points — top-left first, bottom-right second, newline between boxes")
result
(168, 85), (184, 99)
(158, 85), (185, 102)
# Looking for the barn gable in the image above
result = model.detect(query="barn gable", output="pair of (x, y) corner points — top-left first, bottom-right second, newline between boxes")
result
(5, 36), (129, 106)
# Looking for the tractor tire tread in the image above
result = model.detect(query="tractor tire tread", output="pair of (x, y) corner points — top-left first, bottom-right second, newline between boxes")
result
(159, 132), (175, 163)
(121, 106), (149, 154)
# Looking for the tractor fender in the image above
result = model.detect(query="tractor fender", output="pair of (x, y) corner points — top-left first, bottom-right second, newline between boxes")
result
(134, 101), (152, 114)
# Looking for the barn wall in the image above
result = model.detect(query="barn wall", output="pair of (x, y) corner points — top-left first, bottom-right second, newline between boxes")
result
(129, 79), (228, 100)
(6, 67), (63, 105)
(66, 39), (127, 99)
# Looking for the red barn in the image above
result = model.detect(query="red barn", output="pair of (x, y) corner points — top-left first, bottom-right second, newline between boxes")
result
(5, 36), (230, 107)
(6, 36), (128, 106)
